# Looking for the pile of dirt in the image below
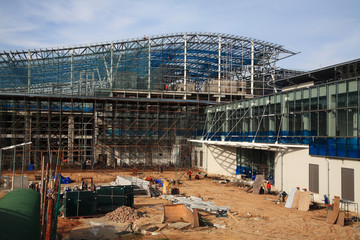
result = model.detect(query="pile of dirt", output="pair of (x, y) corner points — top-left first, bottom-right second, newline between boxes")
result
(105, 206), (143, 223)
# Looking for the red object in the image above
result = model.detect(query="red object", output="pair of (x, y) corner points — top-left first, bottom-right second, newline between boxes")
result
(266, 182), (271, 190)
(165, 85), (168, 90)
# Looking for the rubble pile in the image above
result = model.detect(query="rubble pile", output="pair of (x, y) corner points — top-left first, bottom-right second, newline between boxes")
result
(105, 206), (142, 223)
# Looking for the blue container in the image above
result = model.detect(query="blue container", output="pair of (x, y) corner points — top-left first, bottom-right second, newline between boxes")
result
(28, 164), (34, 171)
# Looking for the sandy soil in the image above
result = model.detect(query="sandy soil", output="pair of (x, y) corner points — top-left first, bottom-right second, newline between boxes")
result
(2, 169), (360, 239)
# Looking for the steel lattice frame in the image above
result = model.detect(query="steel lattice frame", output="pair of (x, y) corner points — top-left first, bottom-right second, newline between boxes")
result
(0, 32), (298, 97)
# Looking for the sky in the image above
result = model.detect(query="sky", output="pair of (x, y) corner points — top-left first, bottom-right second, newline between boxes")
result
(0, 0), (359, 71)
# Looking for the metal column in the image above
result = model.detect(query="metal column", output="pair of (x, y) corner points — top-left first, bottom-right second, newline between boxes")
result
(218, 36), (222, 102)
(251, 41), (254, 97)
(27, 51), (31, 93)
(148, 38), (151, 97)
(184, 34), (187, 99)
(71, 49), (74, 95)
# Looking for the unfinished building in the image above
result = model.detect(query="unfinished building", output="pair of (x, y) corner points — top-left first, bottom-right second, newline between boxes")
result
(0, 32), (298, 170)
(192, 58), (360, 208)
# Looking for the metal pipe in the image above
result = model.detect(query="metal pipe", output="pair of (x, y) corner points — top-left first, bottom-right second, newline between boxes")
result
(253, 100), (269, 143)
(218, 36), (221, 102)
(251, 41), (254, 96)
(224, 103), (253, 139)
(281, 152), (284, 191)
(1, 142), (32, 150)
(12, 148), (16, 190)
(209, 106), (242, 140)
(184, 33), (187, 99)
(0, 150), (2, 185)
(110, 43), (114, 90)
(148, 38), (151, 95)
(28, 51), (31, 93)
(71, 49), (74, 95)
(21, 145), (25, 188)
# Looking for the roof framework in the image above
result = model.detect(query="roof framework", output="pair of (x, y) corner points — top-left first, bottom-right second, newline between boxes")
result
(0, 32), (298, 98)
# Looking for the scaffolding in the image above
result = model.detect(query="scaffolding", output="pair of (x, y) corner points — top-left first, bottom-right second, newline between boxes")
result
(0, 32), (299, 170)
(0, 93), (207, 170)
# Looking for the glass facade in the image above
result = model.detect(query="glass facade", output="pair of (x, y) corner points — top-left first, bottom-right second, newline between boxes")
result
(203, 77), (360, 159)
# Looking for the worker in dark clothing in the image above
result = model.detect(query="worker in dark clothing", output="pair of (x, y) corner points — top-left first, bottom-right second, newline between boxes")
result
(281, 191), (287, 202)
(266, 181), (271, 194)
(160, 164), (163, 173)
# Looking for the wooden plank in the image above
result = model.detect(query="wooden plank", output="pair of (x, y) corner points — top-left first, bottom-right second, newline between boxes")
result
(333, 196), (340, 212)
(327, 196), (340, 224)
(336, 212), (345, 227)
(298, 191), (311, 211)
(228, 211), (241, 223)
(253, 175), (264, 195)
(285, 188), (297, 208)
(291, 191), (301, 209)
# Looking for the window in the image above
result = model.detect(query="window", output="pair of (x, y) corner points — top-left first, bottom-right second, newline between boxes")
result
(318, 111), (326, 136)
(309, 164), (319, 193)
(194, 150), (198, 166)
(341, 168), (354, 201)
(199, 151), (203, 167)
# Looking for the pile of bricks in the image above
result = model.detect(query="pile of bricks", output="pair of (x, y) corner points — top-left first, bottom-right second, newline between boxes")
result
(105, 206), (142, 223)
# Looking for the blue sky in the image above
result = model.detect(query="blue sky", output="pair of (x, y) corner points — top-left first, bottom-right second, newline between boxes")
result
(0, 0), (359, 70)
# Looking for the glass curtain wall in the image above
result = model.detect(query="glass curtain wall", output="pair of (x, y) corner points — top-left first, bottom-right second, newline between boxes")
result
(204, 78), (360, 159)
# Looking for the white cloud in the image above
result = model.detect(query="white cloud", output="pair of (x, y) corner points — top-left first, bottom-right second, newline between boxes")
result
(0, 0), (359, 70)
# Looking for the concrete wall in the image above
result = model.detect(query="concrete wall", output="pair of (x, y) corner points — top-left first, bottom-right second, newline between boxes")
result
(202, 144), (237, 177)
(274, 148), (360, 210)
(200, 144), (360, 210)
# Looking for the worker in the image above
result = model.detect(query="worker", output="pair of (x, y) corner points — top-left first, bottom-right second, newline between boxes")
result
(160, 164), (163, 173)
(266, 181), (271, 194)
(188, 170), (192, 180)
(195, 174), (200, 180)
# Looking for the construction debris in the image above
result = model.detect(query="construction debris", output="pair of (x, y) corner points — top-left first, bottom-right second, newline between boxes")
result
(253, 175), (265, 195)
(285, 188), (297, 208)
(213, 223), (226, 229)
(111, 176), (150, 196)
(297, 191), (311, 211)
(163, 195), (230, 213)
(327, 196), (341, 224)
(105, 206), (143, 223)
(163, 204), (199, 227)
(284, 188), (311, 211)
(167, 222), (192, 229)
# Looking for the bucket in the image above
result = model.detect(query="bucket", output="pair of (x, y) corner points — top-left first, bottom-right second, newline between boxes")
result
(28, 164), (34, 171)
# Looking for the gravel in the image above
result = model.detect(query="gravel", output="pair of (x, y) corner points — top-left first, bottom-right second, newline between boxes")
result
(105, 206), (143, 223)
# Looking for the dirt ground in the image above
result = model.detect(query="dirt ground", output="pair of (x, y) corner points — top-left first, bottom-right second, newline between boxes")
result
(2, 169), (360, 240)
